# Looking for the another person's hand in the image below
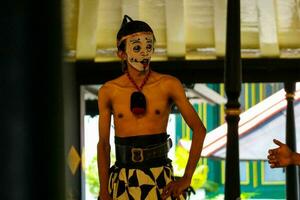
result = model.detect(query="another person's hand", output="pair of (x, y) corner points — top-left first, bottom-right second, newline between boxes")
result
(161, 176), (191, 200)
(268, 139), (294, 168)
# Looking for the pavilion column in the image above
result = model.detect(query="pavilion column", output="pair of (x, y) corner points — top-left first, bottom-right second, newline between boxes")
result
(0, 0), (65, 199)
(284, 82), (299, 200)
(224, 0), (242, 199)
(64, 62), (82, 200)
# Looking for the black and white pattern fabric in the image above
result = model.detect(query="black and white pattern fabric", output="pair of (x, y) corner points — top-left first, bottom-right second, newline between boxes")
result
(108, 163), (185, 200)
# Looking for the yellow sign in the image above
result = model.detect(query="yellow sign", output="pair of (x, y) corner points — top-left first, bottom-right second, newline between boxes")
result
(68, 146), (81, 175)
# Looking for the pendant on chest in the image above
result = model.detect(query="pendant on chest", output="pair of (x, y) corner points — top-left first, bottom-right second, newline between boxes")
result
(130, 91), (146, 115)
(126, 70), (151, 115)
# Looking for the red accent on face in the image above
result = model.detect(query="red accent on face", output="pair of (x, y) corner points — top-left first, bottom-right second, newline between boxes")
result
(132, 107), (146, 115)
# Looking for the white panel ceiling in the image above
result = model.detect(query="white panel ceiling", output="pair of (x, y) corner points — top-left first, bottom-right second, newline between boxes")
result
(62, 0), (300, 61)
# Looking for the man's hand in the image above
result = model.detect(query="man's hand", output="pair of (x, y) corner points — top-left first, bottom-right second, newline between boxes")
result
(161, 176), (191, 200)
(99, 191), (112, 200)
(268, 139), (293, 168)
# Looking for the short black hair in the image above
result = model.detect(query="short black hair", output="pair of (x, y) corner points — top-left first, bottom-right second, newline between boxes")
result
(117, 15), (155, 51)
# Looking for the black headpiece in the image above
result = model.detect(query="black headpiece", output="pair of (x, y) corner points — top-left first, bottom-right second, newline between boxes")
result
(117, 15), (155, 50)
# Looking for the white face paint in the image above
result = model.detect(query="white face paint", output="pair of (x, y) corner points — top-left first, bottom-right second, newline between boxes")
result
(125, 33), (154, 72)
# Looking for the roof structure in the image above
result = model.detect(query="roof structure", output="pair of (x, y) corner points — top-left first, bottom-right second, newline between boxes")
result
(179, 83), (300, 160)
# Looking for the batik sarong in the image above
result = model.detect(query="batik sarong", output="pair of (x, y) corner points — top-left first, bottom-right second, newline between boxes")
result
(108, 133), (186, 200)
(108, 163), (185, 200)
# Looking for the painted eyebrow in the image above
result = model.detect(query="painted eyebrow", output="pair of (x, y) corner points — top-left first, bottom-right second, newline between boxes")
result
(129, 39), (140, 44)
(145, 38), (153, 43)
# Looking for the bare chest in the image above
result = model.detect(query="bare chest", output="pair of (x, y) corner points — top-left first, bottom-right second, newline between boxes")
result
(110, 86), (171, 119)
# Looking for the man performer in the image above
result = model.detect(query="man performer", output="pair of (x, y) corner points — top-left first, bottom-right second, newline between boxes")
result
(97, 15), (206, 200)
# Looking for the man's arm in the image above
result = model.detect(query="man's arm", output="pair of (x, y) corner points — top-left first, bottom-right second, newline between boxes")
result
(268, 139), (300, 167)
(162, 76), (206, 199)
(97, 84), (112, 199)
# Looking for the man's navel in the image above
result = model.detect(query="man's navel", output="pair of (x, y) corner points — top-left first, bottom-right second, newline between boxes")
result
(155, 109), (161, 115)
(117, 113), (124, 118)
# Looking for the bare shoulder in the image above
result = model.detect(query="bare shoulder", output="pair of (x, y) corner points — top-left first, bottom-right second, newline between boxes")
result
(98, 81), (112, 96)
(151, 71), (182, 86)
(98, 75), (127, 94)
(98, 75), (128, 109)
(151, 71), (185, 100)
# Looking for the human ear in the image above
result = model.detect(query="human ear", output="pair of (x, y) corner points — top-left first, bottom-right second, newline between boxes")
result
(117, 51), (127, 60)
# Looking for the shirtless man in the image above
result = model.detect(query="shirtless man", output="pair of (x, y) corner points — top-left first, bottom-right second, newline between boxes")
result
(97, 15), (206, 200)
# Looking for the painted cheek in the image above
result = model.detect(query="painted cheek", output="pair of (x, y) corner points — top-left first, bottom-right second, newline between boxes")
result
(133, 54), (143, 62)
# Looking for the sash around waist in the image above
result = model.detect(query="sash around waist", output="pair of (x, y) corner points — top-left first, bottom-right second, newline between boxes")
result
(114, 132), (168, 147)
(114, 133), (172, 168)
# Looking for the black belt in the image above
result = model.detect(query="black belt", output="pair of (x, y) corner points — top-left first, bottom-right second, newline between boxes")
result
(115, 138), (172, 164)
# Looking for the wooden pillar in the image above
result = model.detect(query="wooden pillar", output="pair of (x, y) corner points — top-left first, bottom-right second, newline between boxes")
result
(64, 62), (82, 200)
(284, 82), (299, 200)
(224, 0), (242, 199)
(0, 0), (65, 200)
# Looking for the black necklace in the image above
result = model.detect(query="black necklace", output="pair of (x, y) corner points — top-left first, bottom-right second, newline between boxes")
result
(125, 70), (151, 115)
